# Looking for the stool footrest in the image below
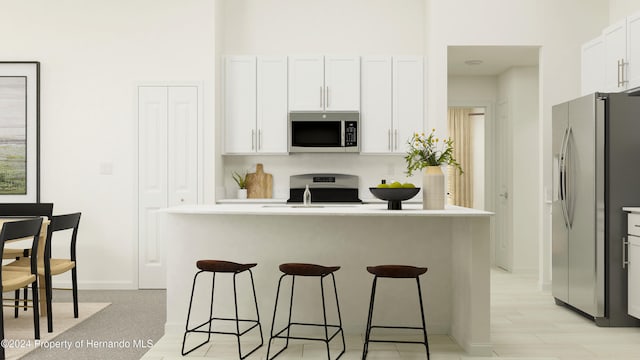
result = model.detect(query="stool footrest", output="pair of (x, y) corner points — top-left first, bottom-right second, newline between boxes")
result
(188, 318), (261, 337)
(272, 322), (343, 343)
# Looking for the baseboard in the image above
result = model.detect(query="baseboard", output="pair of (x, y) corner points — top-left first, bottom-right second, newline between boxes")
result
(462, 341), (493, 356)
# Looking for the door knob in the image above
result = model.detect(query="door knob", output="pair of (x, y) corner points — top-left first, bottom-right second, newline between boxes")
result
(499, 192), (509, 199)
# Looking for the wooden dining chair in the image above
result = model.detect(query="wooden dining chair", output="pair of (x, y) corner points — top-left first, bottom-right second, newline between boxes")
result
(0, 203), (53, 259)
(4, 212), (81, 333)
(0, 217), (43, 360)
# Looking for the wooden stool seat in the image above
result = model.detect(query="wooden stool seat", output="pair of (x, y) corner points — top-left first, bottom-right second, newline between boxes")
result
(366, 265), (428, 278)
(196, 260), (257, 273)
(278, 263), (340, 276)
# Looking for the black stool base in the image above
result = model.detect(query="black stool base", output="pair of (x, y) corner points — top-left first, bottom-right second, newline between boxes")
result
(266, 272), (346, 360)
(181, 269), (264, 359)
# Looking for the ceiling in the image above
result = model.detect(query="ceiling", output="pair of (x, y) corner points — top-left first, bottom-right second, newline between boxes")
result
(447, 46), (540, 76)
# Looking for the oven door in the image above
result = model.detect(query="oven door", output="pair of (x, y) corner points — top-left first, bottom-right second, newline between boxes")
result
(289, 120), (345, 152)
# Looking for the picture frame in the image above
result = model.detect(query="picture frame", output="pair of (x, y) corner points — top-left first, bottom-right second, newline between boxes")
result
(0, 62), (40, 203)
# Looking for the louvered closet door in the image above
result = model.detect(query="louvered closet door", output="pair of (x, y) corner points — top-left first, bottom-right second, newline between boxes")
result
(138, 86), (198, 289)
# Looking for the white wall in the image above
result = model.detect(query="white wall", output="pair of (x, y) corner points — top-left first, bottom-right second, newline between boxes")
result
(609, 0), (640, 23)
(219, 0), (427, 198)
(426, 0), (609, 289)
(0, 0), (217, 289)
(499, 67), (539, 272)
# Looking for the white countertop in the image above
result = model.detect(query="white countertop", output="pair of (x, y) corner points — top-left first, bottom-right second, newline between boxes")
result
(623, 207), (640, 213)
(163, 203), (493, 217)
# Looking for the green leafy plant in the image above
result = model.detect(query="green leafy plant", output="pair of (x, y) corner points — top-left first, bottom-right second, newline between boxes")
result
(232, 171), (247, 189)
(404, 129), (463, 176)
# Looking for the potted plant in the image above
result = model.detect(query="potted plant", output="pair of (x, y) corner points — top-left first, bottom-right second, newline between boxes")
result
(405, 129), (462, 209)
(232, 171), (248, 199)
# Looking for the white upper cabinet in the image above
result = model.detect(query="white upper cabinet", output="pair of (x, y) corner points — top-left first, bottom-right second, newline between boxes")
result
(288, 55), (360, 111)
(581, 36), (605, 95)
(224, 56), (257, 153)
(257, 56), (288, 153)
(361, 56), (393, 153)
(224, 56), (288, 154)
(603, 19), (628, 92)
(393, 56), (424, 153)
(324, 56), (360, 111)
(361, 56), (424, 154)
(627, 12), (640, 89)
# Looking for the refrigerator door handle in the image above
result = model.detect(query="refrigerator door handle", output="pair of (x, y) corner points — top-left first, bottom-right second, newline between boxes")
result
(565, 126), (574, 228)
(560, 126), (570, 228)
(623, 236), (630, 269)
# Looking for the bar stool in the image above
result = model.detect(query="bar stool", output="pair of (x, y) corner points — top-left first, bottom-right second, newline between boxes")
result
(266, 263), (346, 360)
(181, 260), (263, 359)
(362, 265), (430, 360)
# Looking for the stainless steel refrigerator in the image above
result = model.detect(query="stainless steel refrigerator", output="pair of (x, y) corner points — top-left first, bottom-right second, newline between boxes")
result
(552, 92), (640, 326)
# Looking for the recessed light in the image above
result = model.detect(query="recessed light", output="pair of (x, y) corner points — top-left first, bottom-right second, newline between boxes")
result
(464, 59), (483, 66)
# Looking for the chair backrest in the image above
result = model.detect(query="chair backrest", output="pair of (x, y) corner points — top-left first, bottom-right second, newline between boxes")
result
(0, 218), (44, 276)
(47, 213), (81, 261)
(0, 203), (53, 218)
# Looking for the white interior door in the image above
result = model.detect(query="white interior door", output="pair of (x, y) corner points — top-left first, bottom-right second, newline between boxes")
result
(495, 100), (513, 271)
(139, 85), (199, 289)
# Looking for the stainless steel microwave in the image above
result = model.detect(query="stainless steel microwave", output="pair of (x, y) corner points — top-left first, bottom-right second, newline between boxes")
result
(288, 112), (359, 153)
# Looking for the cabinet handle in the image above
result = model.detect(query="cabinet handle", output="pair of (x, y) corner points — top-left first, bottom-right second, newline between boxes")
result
(622, 58), (628, 86)
(258, 129), (262, 150)
(320, 87), (323, 108)
(394, 129), (398, 150)
(618, 59), (623, 88)
(388, 129), (392, 150)
(253, 129), (256, 150)
(623, 236), (630, 269)
(326, 86), (330, 108)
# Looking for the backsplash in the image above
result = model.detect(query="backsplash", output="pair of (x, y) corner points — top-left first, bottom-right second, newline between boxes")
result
(221, 154), (422, 201)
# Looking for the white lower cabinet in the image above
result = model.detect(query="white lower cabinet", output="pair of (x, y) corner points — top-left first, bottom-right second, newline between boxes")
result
(627, 212), (640, 319)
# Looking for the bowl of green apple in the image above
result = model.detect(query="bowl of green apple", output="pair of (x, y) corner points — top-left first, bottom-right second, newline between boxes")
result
(369, 182), (420, 210)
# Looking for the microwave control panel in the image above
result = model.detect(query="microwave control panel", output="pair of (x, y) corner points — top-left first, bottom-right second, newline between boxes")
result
(345, 121), (358, 147)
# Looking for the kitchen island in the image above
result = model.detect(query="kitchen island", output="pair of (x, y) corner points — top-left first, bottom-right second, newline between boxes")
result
(160, 203), (493, 356)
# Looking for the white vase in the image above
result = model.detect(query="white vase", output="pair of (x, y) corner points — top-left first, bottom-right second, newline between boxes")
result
(237, 189), (247, 199)
(422, 166), (445, 210)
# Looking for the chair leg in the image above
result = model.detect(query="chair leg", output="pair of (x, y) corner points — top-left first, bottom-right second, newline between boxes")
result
(46, 274), (53, 333)
(249, 270), (264, 347)
(31, 283), (40, 340)
(233, 272), (242, 357)
(266, 274), (287, 360)
(285, 275), (295, 347)
(71, 267), (79, 318)
(416, 278), (430, 360)
(13, 290), (19, 318)
(1, 291), (5, 360)
(362, 276), (378, 360)
(320, 276), (331, 360)
(23, 287), (27, 311)
(331, 273), (346, 357)
(181, 271), (213, 356)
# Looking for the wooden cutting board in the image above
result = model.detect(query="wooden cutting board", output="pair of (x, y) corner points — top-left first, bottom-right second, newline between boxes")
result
(246, 163), (273, 198)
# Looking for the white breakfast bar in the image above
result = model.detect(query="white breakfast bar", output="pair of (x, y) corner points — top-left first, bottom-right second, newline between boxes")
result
(160, 204), (493, 356)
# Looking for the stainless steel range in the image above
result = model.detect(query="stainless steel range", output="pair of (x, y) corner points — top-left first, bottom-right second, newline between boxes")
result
(287, 174), (362, 203)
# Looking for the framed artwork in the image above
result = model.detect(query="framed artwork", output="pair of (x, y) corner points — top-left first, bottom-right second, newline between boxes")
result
(0, 62), (40, 203)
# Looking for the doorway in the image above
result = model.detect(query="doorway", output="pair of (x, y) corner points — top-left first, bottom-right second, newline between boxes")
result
(447, 45), (540, 273)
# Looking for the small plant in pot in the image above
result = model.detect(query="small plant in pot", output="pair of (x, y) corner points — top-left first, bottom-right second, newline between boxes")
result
(232, 171), (248, 199)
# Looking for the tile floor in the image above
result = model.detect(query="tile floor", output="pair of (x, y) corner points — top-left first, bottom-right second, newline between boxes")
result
(141, 269), (640, 359)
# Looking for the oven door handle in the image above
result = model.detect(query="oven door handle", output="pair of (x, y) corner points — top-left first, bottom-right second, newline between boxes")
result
(341, 121), (345, 147)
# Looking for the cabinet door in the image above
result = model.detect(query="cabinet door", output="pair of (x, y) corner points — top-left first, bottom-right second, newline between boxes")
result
(603, 19), (628, 92)
(224, 56), (257, 153)
(627, 12), (640, 89)
(361, 56), (392, 153)
(288, 56), (324, 111)
(325, 56), (360, 111)
(581, 36), (605, 95)
(629, 235), (640, 319)
(257, 56), (288, 153)
(393, 56), (424, 153)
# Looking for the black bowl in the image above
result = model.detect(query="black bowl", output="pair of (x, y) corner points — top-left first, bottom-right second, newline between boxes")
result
(369, 187), (420, 210)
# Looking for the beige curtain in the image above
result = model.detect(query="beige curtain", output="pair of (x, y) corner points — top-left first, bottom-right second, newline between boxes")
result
(447, 108), (473, 207)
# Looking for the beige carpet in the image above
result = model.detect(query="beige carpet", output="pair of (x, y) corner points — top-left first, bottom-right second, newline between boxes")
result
(2, 302), (110, 360)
